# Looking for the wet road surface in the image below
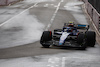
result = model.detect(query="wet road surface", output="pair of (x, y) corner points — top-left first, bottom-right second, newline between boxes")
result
(0, 0), (100, 67)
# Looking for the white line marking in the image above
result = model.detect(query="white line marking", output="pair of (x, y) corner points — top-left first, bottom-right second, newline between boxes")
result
(34, 4), (38, 7)
(61, 0), (64, 2)
(51, 0), (55, 1)
(51, 4), (54, 6)
(44, 4), (49, 7)
(46, 0), (64, 31)
(0, 3), (38, 27)
(62, 57), (66, 67)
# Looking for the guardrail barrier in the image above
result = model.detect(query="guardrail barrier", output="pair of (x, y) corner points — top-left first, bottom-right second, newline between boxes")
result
(0, 0), (23, 6)
(83, 0), (100, 32)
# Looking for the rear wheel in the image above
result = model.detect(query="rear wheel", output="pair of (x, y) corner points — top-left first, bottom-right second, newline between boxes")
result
(86, 31), (96, 47)
(40, 31), (52, 48)
(77, 33), (87, 50)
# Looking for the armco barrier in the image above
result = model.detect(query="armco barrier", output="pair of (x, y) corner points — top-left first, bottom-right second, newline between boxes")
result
(83, 0), (100, 32)
(0, 0), (22, 6)
(7, 0), (20, 5)
(93, 7), (100, 30)
(82, 0), (87, 3)
(87, 2), (93, 19)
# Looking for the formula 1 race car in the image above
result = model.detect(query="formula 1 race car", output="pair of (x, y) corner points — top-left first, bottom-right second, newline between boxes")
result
(40, 22), (96, 50)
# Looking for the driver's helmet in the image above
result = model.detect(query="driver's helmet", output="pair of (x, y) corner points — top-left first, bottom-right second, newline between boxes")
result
(68, 21), (74, 27)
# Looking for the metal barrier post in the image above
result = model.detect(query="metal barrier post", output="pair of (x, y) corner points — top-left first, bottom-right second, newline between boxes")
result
(6, 0), (8, 5)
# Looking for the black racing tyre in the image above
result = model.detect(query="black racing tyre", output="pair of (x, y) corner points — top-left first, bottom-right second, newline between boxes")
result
(86, 31), (96, 47)
(40, 31), (52, 48)
(77, 33), (87, 50)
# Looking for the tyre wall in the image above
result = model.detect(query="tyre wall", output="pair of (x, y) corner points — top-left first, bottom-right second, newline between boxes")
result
(83, 0), (100, 32)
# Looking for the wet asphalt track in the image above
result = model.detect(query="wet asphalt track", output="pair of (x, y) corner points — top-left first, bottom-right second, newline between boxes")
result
(0, 0), (100, 66)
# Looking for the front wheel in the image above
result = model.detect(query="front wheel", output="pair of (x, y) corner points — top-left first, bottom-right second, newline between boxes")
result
(77, 33), (87, 50)
(40, 31), (52, 48)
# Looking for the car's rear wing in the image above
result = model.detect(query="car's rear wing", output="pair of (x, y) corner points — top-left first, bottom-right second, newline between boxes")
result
(75, 24), (89, 31)
(64, 23), (89, 31)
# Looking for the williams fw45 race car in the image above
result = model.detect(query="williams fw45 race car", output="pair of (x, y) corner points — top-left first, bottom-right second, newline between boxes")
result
(40, 22), (96, 50)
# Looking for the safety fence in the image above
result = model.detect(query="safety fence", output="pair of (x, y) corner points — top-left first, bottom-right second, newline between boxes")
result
(88, 0), (100, 14)
(82, 0), (100, 32)
(0, 0), (23, 6)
